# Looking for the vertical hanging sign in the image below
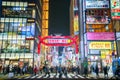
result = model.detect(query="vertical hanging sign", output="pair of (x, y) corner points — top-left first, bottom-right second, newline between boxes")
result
(111, 0), (120, 19)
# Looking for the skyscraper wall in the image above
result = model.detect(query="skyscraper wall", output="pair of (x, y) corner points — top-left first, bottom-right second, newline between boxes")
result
(0, 0), (42, 68)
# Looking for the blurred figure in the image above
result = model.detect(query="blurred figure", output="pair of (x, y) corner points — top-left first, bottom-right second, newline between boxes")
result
(76, 66), (80, 74)
(58, 65), (63, 78)
(44, 65), (50, 77)
(55, 66), (58, 75)
(103, 64), (109, 78)
(84, 62), (88, 77)
(33, 65), (38, 75)
(63, 66), (68, 77)
(115, 65), (120, 78)
(50, 66), (54, 73)
(22, 66), (26, 75)
(95, 63), (99, 78)
(39, 65), (43, 74)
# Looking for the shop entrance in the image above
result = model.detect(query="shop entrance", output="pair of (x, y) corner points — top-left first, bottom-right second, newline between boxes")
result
(38, 35), (79, 66)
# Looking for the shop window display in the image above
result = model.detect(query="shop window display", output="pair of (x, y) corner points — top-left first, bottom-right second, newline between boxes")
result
(1, 40), (30, 53)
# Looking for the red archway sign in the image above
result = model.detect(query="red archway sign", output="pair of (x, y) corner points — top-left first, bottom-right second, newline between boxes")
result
(37, 35), (79, 54)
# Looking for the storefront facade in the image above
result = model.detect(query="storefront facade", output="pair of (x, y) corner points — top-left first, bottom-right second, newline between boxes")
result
(87, 32), (116, 72)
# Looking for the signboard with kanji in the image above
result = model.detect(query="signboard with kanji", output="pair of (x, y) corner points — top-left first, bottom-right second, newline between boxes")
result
(111, 0), (120, 19)
(86, 0), (109, 9)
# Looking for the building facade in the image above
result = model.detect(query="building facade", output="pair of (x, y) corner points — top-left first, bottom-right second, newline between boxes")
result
(0, 0), (42, 68)
(78, 0), (118, 72)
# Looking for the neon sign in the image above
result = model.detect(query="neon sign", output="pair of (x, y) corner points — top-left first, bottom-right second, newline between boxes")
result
(37, 36), (79, 54)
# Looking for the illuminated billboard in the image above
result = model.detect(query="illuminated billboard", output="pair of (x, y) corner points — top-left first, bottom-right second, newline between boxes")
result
(86, 0), (109, 9)
(89, 42), (112, 49)
(86, 15), (109, 24)
(111, 0), (120, 19)
(74, 13), (79, 35)
(87, 32), (115, 40)
(73, 0), (79, 35)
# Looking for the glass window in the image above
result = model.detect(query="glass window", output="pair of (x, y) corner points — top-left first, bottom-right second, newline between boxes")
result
(4, 23), (9, 32)
(9, 18), (14, 22)
(2, 1), (6, 6)
(1, 18), (4, 22)
(10, 22), (18, 32)
(16, 2), (19, 6)
(0, 41), (2, 47)
(8, 34), (12, 40)
(30, 40), (34, 52)
(14, 18), (18, 22)
(7, 2), (11, 6)
(19, 18), (23, 22)
(3, 34), (7, 40)
(11, 2), (15, 6)
(2, 40), (8, 49)
(5, 18), (9, 22)
(0, 29), (3, 33)
(20, 2), (24, 6)
(6, 54), (10, 58)
(23, 19), (27, 22)
(0, 23), (4, 29)
(23, 2), (28, 7)
(8, 23), (13, 32)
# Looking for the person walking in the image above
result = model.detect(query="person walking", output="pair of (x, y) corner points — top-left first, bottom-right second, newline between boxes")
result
(103, 65), (109, 78)
(58, 65), (63, 78)
(63, 66), (68, 77)
(84, 62), (88, 77)
(55, 66), (58, 75)
(33, 65), (38, 75)
(44, 65), (50, 77)
(115, 65), (120, 78)
(95, 64), (99, 78)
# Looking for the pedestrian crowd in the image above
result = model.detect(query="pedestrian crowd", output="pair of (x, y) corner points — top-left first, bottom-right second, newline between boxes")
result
(0, 62), (120, 79)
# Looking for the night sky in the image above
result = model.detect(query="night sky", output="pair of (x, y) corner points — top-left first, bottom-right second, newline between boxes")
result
(49, 0), (70, 36)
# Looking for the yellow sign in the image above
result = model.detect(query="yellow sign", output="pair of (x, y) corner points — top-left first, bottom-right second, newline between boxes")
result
(89, 42), (111, 49)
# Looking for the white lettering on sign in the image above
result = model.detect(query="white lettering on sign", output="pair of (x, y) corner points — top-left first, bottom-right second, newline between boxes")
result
(47, 39), (68, 43)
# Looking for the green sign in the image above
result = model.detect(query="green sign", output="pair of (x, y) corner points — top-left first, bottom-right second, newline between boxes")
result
(112, 12), (120, 16)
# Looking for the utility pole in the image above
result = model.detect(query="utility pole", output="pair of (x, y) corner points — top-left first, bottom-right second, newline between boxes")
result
(78, 0), (86, 74)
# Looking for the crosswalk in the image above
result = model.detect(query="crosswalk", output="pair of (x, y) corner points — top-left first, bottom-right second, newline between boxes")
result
(15, 73), (90, 79)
